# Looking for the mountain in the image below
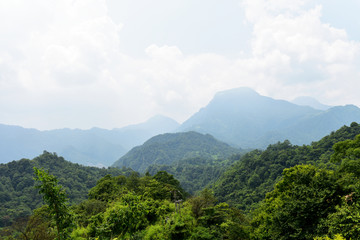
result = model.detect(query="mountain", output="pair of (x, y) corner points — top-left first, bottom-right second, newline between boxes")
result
(113, 114), (180, 149)
(292, 96), (331, 110)
(0, 124), (127, 167)
(179, 87), (360, 148)
(212, 122), (360, 211)
(273, 104), (360, 146)
(0, 115), (179, 166)
(112, 131), (241, 172)
(0, 151), (133, 227)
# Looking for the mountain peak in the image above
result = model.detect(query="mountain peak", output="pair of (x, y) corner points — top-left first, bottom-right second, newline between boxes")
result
(292, 96), (331, 110)
(179, 87), (360, 149)
(118, 115), (179, 132)
(214, 87), (259, 99)
(145, 114), (179, 125)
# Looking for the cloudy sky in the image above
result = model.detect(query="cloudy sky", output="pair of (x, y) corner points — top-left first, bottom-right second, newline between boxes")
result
(0, 0), (359, 130)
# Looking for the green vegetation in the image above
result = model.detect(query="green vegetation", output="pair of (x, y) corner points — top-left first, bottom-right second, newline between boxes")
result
(147, 155), (244, 194)
(2, 123), (360, 239)
(34, 167), (73, 239)
(213, 122), (360, 211)
(0, 151), (133, 228)
(113, 131), (242, 172)
(250, 133), (360, 239)
(2, 167), (249, 239)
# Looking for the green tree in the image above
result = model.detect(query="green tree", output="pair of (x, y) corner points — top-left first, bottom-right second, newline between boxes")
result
(325, 198), (360, 239)
(89, 193), (171, 239)
(88, 174), (127, 201)
(323, 135), (360, 239)
(331, 134), (360, 177)
(153, 171), (187, 200)
(33, 167), (73, 240)
(251, 165), (342, 240)
(189, 188), (217, 219)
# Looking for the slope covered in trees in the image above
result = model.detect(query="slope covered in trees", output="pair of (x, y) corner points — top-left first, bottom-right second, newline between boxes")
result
(213, 122), (360, 211)
(6, 129), (360, 239)
(0, 151), (133, 228)
(146, 154), (243, 194)
(112, 131), (241, 172)
(2, 167), (250, 240)
(3, 123), (360, 239)
(251, 133), (360, 239)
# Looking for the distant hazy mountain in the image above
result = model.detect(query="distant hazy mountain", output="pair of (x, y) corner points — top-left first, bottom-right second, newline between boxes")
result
(292, 96), (331, 110)
(112, 131), (241, 172)
(0, 124), (126, 166)
(114, 115), (180, 149)
(178, 87), (360, 148)
(0, 115), (179, 166)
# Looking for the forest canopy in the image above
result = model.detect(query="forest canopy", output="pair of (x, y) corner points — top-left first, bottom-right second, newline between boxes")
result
(2, 123), (360, 239)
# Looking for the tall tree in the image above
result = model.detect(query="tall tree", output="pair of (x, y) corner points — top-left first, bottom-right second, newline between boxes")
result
(33, 167), (72, 240)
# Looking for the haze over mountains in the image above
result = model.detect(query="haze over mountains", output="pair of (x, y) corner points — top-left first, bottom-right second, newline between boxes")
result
(2, 87), (360, 167)
(179, 87), (360, 149)
(0, 115), (179, 166)
(291, 96), (332, 111)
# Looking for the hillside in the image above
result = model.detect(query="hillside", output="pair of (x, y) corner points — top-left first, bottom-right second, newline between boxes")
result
(3, 124), (360, 239)
(0, 151), (133, 227)
(112, 131), (241, 172)
(179, 87), (360, 148)
(0, 115), (179, 166)
(212, 122), (360, 211)
(146, 154), (243, 194)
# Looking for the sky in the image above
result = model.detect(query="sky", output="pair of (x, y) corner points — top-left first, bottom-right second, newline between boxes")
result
(0, 0), (359, 130)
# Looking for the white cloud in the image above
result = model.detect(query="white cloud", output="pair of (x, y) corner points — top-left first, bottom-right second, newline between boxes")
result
(146, 44), (183, 59)
(250, 5), (357, 63)
(239, 0), (360, 103)
(0, 0), (359, 129)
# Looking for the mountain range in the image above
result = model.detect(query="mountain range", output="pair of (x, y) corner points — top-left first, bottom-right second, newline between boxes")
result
(2, 87), (360, 166)
(0, 115), (179, 166)
(291, 96), (332, 110)
(179, 87), (360, 148)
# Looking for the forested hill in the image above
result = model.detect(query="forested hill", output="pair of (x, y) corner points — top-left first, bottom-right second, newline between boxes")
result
(0, 151), (133, 228)
(146, 155), (243, 195)
(212, 122), (360, 211)
(179, 87), (360, 148)
(112, 131), (241, 172)
(3, 124), (360, 239)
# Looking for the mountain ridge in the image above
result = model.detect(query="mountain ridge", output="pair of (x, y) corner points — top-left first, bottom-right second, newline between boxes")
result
(292, 96), (332, 110)
(0, 115), (179, 166)
(2, 87), (360, 166)
(178, 87), (360, 148)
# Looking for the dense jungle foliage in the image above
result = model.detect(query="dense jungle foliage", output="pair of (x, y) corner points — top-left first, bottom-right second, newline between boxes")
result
(0, 152), (133, 228)
(1, 167), (250, 239)
(146, 155), (243, 194)
(2, 123), (360, 239)
(213, 122), (360, 211)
